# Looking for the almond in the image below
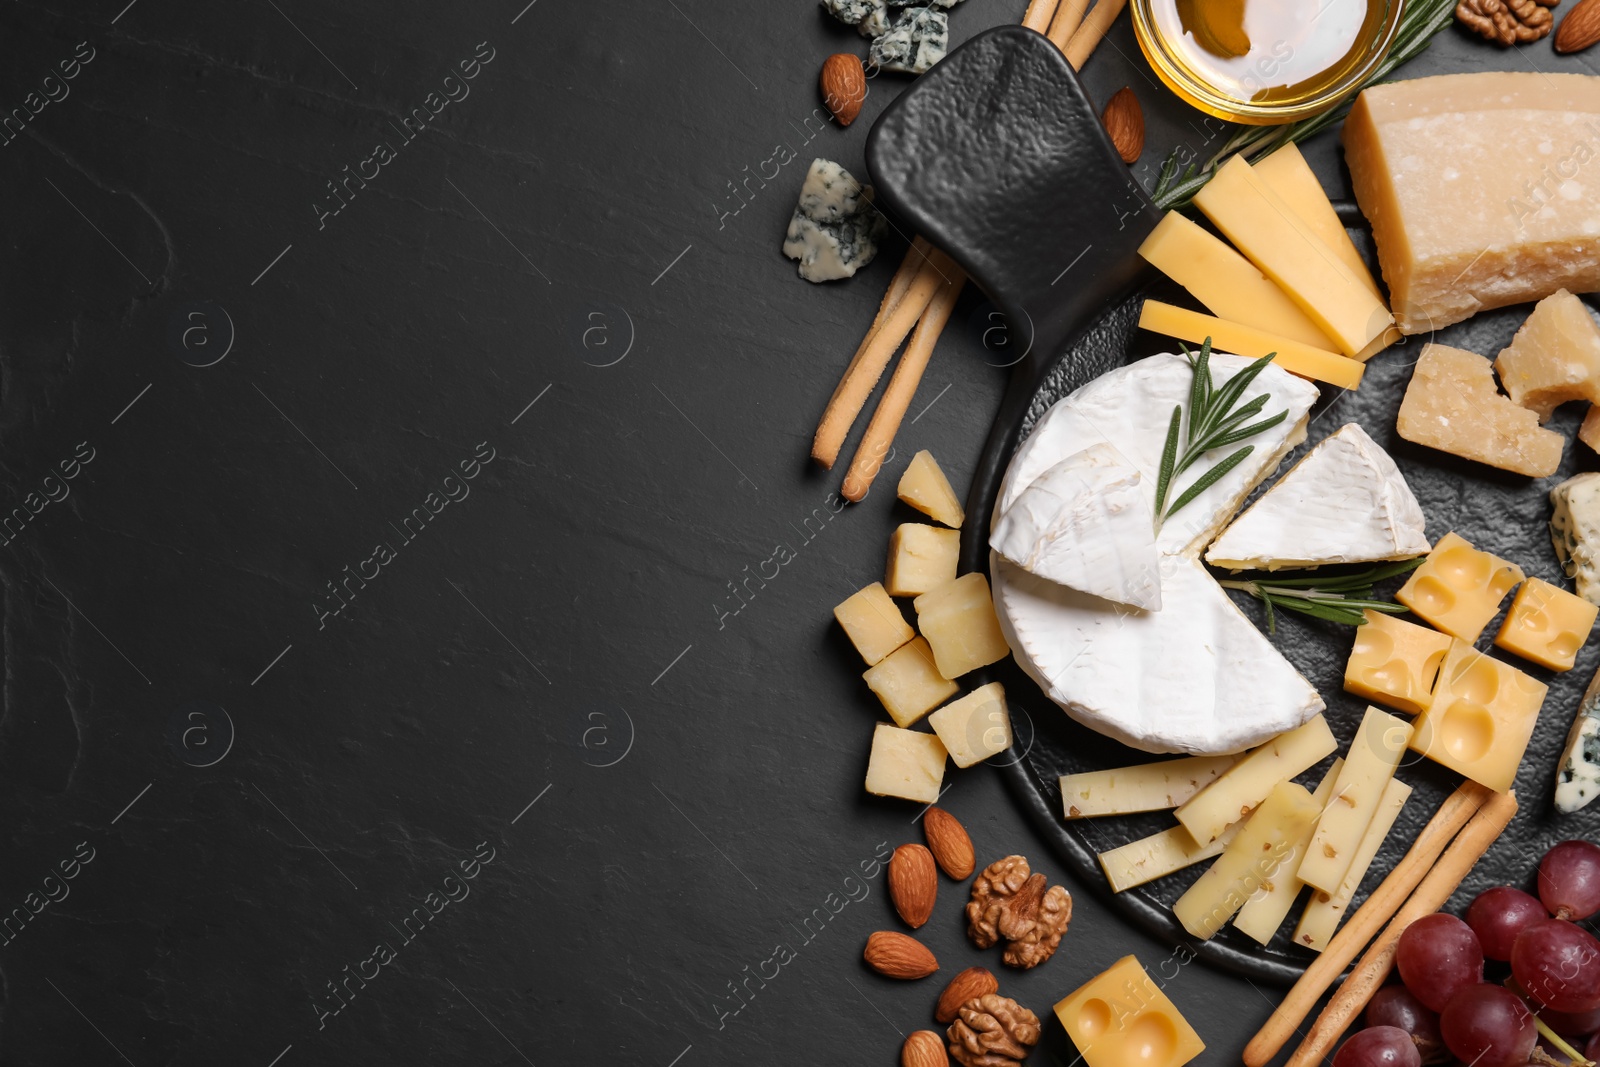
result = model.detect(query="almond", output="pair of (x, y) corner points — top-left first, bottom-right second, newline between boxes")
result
(923, 806), (976, 880)
(901, 1029), (949, 1067)
(864, 930), (939, 979)
(889, 843), (939, 928)
(1101, 86), (1145, 164)
(820, 53), (868, 127)
(1557, 0), (1600, 52)
(934, 966), (999, 1024)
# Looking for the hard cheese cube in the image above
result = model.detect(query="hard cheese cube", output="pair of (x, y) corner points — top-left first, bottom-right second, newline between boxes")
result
(928, 681), (1011, 767)
(898, 450), (964, 528)
(1054, 956), (1205, 1067)
(864, 722), (946, 803)
(834, 582), (915, 666)
(1396, 344), (1564, 478)
(863, 637), (958, 728)
(913, 572), (1009, 679)
(1495, 290), (1600, 421)
(1409, 640), (1548, 792)
(1582, 408), (1600, 454)
(1494, 577), (1598, 672)
(885, 523), (959, 597)
(1344, 73), (1600, 335)
(1344, 610), (1454, 715)
(1396, 531), (1525, 643)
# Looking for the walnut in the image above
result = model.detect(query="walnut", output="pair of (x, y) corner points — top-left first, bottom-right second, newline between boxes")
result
(1456, 0), (1557, 43)
(964, 855), (1072, 969)
(946, 993), (1041, 1067)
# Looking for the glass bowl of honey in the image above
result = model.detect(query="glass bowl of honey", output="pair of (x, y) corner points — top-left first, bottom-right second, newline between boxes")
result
(1131, 0), (1404, 124)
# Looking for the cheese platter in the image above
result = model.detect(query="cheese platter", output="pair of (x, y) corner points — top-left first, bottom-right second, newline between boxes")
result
(841, 22), (1600, 993)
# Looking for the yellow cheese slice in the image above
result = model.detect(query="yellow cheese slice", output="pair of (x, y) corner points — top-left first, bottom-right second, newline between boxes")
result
(1254, 143), (1382, 299)
(1098, 820), (1242, 893)
(1139, 300), (1365, 390)
(1294, 776), (1412, 951)
(1233, 758), (1343, 945)
(1296, 706), (1412, 893)
(1061, 754), (1239, 818)
(1193, 156), (1393, 358)
(1176, 713), (1337, 846)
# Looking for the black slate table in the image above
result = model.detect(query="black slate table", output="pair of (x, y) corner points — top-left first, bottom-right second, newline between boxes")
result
(0, 1), (1545, 1064)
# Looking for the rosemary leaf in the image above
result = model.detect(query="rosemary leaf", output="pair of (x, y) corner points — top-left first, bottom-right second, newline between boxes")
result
(1156, 405), (1181, 518)
(1209, 411), (1290, 450)
(1204, 353), (1279, 425)
(1166, 445), (1254, 517)
(1189, 338), (1213, 435)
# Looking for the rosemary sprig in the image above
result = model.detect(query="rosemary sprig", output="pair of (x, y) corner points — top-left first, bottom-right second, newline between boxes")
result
(1219, 557), (1426, 635)
(1154, 338), (1287, 529)
(1150, 0), (1459, 210)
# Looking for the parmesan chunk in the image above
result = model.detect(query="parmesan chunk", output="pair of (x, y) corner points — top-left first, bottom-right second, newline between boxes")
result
(1343, 73), (1600, 334)
(1395, 343), (1564, 477)
(1495, 290), (1600, 421)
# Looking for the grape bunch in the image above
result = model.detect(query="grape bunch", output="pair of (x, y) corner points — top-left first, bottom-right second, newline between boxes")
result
(1332, 840), (1600, 1067)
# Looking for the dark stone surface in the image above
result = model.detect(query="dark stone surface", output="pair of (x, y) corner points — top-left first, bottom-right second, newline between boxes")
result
(0, 0), (1592, 1065)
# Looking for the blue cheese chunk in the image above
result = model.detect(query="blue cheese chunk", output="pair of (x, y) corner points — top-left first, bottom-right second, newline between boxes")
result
(1550, 472), (1600, 605)
(782, 158), (887, 283)
(891, 0), (963, 7)
(822, 0), (890, 35)
(869, 7), (948, 74)
(1557, 668), (1600, 813)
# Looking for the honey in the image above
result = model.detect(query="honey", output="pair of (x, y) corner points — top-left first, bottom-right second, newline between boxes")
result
(1133, 0), (1400, 124)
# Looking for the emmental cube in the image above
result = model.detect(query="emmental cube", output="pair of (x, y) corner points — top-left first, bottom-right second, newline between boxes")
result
(1396, 532), (1525, 643)
(928, 682), (1012, 768)
(884, 523), (959, 597)
(913, 572), (1010, 679)
(1054, 956), (1205, 1067)
(864, 722), (947, 804)
(834, 582), (914, 666)
(863, 637), (958, 728)
(1494, 577), (1598, 672)
(1409, 640), (1549, 792)
(1344, 610), (1454, 715)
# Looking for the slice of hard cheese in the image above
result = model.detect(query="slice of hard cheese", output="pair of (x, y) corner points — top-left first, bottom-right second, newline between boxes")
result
(1396, 343), (1564, 477)
(1138, 301), (1365, 390)
(1344, 72), (1600, 334)
(1255, 143), (1382, 299)
(1495, 289), (1600, 421)
(1207, 423), (1430, 570)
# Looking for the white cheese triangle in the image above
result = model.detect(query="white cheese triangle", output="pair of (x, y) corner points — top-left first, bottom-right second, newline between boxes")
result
(1205, 423), (1430, 571)
(990, 443), (1162, 610)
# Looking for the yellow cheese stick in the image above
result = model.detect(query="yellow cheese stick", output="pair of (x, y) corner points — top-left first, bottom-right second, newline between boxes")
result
(1294, 777), (1414, 952)
(1254, 143), (1382, 299)
(1175, 781), (1323, 940)
(1233, 758), (1343, 945)
(1139, 300), (1365, 390)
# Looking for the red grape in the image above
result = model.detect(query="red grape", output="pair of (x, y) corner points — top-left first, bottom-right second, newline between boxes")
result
(1440, 984), (1536, 1067)
(1366, 986), (1445, 1062)
(1586, 1030), (1600, 1062)
(1397, 914), (1485, 1012)
(1333, 1026), (1423, 1067)
(1539, 841), (1600, 921)
(1466, 886), (1547, 961)
(1512, 918), (1600, 1013)
(1538, 1002), (1600, 1037)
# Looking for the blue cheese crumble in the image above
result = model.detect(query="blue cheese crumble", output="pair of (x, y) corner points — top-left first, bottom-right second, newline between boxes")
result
(869, 7), (948, 74)
(782, 159), (887, 283)
(822, 0), (891, 36)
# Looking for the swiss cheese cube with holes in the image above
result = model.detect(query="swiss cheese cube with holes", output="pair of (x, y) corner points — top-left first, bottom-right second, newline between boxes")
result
(1495, 290), (1600, 421)
(1396, 344), (1564, 478)
(1054, 956), (1205, 1067)
(864, 722), (947, 804)
(913, 572), (1010, 679)
(1494, 577), (1599, 671)
(1409, 640), (1548, 792)
(834, 582), (914, 666)
(1344, 609), (1454, 715)
(1396, 532), (1526, 643)
(863, 637), (958, 728)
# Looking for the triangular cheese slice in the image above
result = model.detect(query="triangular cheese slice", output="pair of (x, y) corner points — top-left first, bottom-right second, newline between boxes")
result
(1206, 423), (1430, 571)
(990, 443), (1161, 610)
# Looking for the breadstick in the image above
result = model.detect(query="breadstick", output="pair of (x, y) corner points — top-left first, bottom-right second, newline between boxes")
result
(812, 250), (952, 469)
(1021, 0), (1063, 31)
(1243, 781), (1492, 1067)
(841, 266), (966, 501)
(1064, 0), (1128, 69)
(1047, 0), (1093, 49)
(1285, 789), (1520, 1067)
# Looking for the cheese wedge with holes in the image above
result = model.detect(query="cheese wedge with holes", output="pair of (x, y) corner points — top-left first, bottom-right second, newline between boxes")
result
(1206, 423), (1429, 570)
(1344, 73), (1600, 334)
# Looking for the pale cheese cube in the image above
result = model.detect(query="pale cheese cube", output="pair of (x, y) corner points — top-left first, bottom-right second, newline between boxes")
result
(885, 523), (959, 597)
(1495, 290), (1600, 421)
(1396, 344), (1564, 478)
(863, 637), (957, 727)
(864, 722), (947, 804)
(928, 682), (1011, 767)
(834, 582), (914, 666)
(898, 450), (964, 528)
(1494, 577), (1598, 672)
(913, 572), (1010, 679)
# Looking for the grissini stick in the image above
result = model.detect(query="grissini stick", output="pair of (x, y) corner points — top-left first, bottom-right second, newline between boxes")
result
(1243, 780), (1492, 1067)
(841, 264), (966, 501)
(1065, 0), (1129, 69)
(1022, 0), (1064, 32)
(1047, 0), (1093, 49)
(811, 248), (951, 469)
(1284, 788), (1520, 1067)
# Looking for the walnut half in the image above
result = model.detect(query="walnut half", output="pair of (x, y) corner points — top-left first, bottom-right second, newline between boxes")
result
(947, 993), (1041, 1067)
(1456, 0), (1557, 44)
(964, 855), (1072, 969)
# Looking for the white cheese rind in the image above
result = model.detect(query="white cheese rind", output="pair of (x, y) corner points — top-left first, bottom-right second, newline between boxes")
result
(1557, 667), (1600, 813)
(1551, 472), (1600, 607)
(990, 443), (1161, 610)
(781, 159), (887, 283)
(1207, 423), (1431, 571)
